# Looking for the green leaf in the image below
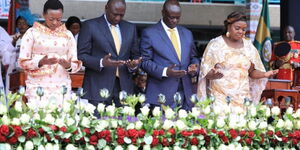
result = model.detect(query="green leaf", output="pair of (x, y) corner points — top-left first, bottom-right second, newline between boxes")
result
(18, 136), (26, 143)
(67, 126), (77, 133)
(97, 139), (107, 149)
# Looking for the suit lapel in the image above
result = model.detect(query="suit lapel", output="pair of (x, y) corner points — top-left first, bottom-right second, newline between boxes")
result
(97, 16), (118, 55)
(156, 22), (180, 63)
(178, 26), (187, 63)
(119, 21), (127, 57)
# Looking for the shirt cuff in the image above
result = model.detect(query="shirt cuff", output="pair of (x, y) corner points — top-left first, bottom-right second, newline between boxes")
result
(162, 67), (168, 77)
(100, 58), (103, 68)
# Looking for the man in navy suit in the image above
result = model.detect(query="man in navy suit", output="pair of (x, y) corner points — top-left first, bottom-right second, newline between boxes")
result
(78, 0), (141, 107)
(140, 0), (199, 110)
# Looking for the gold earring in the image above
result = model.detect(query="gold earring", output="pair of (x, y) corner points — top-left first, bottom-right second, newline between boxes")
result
(226, 32), (230, 38)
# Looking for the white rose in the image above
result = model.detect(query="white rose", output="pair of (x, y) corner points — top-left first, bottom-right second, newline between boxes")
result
(250, 106), (257, 117)
(84, 103), (96, 114)
(218, 144), (227, 150)
(111, 120), (118, 129)
(104, 146), (111, 150)
(127, 123), (135, 130)
(135, 121), (143, 130)
(53, 144), (59, 150)
(81, 117), (91, 128)
(208, 120), (214, 129)
(63, 102), (71, 113)
(71, 92), (78, 100)
(228, 144), (235, 150)
(203, 106), (211, 115)
(213, 106), (221, 115)
(4, 143), (12, 150)
(163, 120), (174, 130)
(17, 145), (23, 150)
(286, 107), (293, 115)
(33, 113), (40, 120)
(296, 120), (300, 129)
(20, 114), (30, 124)
(139, 94), (146, 104)
(100, 88), (110, 98)
(165, 108), (175, 120)
(0, 103), (7, 114)
(176, 120), (187, 131)
(223, 105), (231, 114)
(123, 106), (135, 116)
(173, 146), (181, 150)
(47, 102), (58, 113)
(11, 118), (21, 125)
(265, 107), (271, 117)
(229, 120), (237, 129)
(66, 144), (77, 150)
(275, 146), (281, 150)
(285, 120), (293, 130)
(191, 146), (199, 150)
(258, 121), (268, 129)
(295, 109), (300, 118)
(106, 105), (116, 116)
(127, 145), (138, 150)
(142, 145), (151, 150)
(191, 107), (201, 118)
(178, 109), (188, 119)
(55, 118), (65, 128)
(200, 147), (206, 150)
(163, 147), (170, 150)
(140, 106), (150, 116)
(268, 125), (275, 132)
(44, 114), (55, 124)
(85, 145), (95, 150)
(248, 120), (257, 130)
(37, 145), (45, 150)
(24, 141), (34, 150)
(45, 143), (53, 150)
(14, 101), (22, 112)
(152, 107), (161, 117)
(97, 103), (106, 113)
(66, 118), (75, 126)
(216, 118), (225, 128)
(2, 115), (10, 125)
(153, 120), (160, 128)
(26, 102), (37, 111)
(271, 106), (281, 116)
(238, 116), (247, 128)
(276, 119), (284, 128)
(192, 125), (202, 130)
(243, 146), (250, 150)
(114, 145), (124, 150)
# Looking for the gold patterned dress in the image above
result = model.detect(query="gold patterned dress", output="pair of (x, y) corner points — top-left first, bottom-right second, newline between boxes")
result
(19, 22), (82, 106)
(197, 36), (267, 113)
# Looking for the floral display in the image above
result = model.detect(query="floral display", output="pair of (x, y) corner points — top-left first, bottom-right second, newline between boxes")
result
(0, 87), (299, 150)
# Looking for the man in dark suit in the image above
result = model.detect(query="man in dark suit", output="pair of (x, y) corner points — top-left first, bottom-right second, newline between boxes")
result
(77, 0), (140, 107)
(140, 0), (199, 110)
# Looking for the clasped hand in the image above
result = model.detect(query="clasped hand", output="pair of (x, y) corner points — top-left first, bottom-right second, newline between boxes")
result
(205, 63), (224, 80)
(38, 55), (71, 69)
(102, 53), (142, 69)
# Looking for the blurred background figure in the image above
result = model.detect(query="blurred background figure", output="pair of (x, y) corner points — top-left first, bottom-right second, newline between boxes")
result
(133, 69), (147, 95)
(65, 16), (81, 43)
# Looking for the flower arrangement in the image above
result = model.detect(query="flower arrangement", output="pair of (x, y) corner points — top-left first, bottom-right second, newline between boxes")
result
(0, 87), (300, 150)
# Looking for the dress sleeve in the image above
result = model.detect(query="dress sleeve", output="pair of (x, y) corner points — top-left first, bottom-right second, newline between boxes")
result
(67, 34), (82, 73)
(18, 28), (44, 71)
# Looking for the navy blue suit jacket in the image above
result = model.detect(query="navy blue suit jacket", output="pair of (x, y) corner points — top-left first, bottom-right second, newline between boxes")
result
(77, 15), (139, 101)
(140, 21), (199, 108)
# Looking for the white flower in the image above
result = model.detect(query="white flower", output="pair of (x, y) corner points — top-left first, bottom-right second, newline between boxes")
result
(97, 103), (106, 113)
(2, 115), (10, 125)
(20, 114), (30, 124)
(265, 107), (271, 117)
(66, 144), (77, 150)
(191, 107), (201, 118)
(276, 119), (285, 128)
(14, 101), (22, 112)
(213, 106), (221, 115)
(4, 143), (12, 150)
(45, 143), (53, 150)
(250, 106), (257, 117)
(24, 141), (34, 150)
(285, 120), (293, 130)
(127, 145), (138, 150)
(139, 94), (146, 103)
(104, 146), (111, 150)
(218, 144), (227, 150)
(140, 106), (150, 116)
(165, 108), (175, 119)
(192, 125), (202, 130)
(142, 145), (151, 150)
(114, 145), (124, 150)
(203, 106), (211, 115)
(200, 147), (206, 150)
(53, 144), (60, 150)
(0, 103), (7, 114)
(271, 106), (281, 116)
(100, 88), (110, 98)
(71, 92), (78, 100)
(55, 118), (65, 128)
(178, 109), (188, 119)
(66, 118), (75, 126)
(63, 101), (71, 113)
(192, 146), (199, 150)
(85, 145), (95, 150)
(33, 113), (40, 120)
(153, 120), (160, 128)
(228, 144), (235, 150)
(106, 105), (116, 116)
(163, 147), (170, 150)
(296, 120), (300, 129)
(208, 120), (214, 129)
(26, 102), (37, 111)
(37, 145), (45, 150)
(123, 106), (135, 116)
(44, 114), (55, 124)
(286, 107), (293, 115)
(11, 118), (21, 125)
(47, 102), (58, 113)
(81, 117), (91, 128)
(17, 145), (23, 150)
(163, 120), (174, 130)
(258, 121), (268, 129)
(135, 121), (143, 130)
(176, 120), (187, 131)
(268, 125), (275, 132)
(248, 120), (257, 130)
(216, 118), (225, 128)
(152, 107), (161, 117)
(173, 146), (182, 150)
(111, 120), (118, 129)
(223, 105), (231, 114)
(275, 146), (281, 150)
(85, 103), (96, 114)
(127, 123), (135, 130)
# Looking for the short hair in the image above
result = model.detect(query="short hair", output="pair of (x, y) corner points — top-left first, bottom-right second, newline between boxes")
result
(65, 16), (81, 30)
(163, 0), (180, 11)
(43, 0), (64, 14)
(224, 11), (247, 31)
(16, 16), (27, 25)
(106, 0), (126, 7)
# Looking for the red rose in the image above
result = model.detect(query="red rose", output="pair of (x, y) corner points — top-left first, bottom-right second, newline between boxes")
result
(190, 137), (199, 145)
(13, 126), (23, 137)
(55, 135), (60, 140)
(193, 129), (201, 136)
(104, 130), (111, 136)
(138, 129), (146, 138)
(217, 131), (225, 137)
(267, 130), (273, 137)
(105, 136), (112, 143)
(38, 128), (45, 135)
(271, 139), (278, 144)
(128, 129), (139, 138)
(117, 128), (126, 137)
(229, 129), (238, 139)
(153, 130), (160, 136)
(0, 125), (9, 136)
(0, 135), (6, 142)
(27, 128), (37, 139)
(168, 128), (176, 135)
(211, 129), (217, 134)
(45, 134), (51, 141)
(221, 136), (229, 143)
(260, 134), (265, 144)
(89, 135), (98, 145)
(97, 131), (106, 138)
(247, 131), (255, 138)
(181, 131), (193, 137)
(161, 138), (169, 146)
(245, 138), (252, 145)
(60, 126), (67, 133)
(73, 129), (79, 135)
(288, 132), (294, 138)
(239, 130), (246, 137)
(132, 138), (137, 144)
(151, 137), (159, 147)
(292, 138), (299, 145)
(49, 125), (58, 132)
(83, 128), (91, 135)
(159, 130), (165, 135)
(8, 136), (18, 144)
(63, 138), (70, 143)
(282, 137), (288, 143)
(204, 136), (210, 144)
(294, 130), (300, 138)
(117, 137), (125, 145)
(275, 131), (282, 137)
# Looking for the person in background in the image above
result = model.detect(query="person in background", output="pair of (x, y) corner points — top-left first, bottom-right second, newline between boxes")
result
(65, 16), (81, 43)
